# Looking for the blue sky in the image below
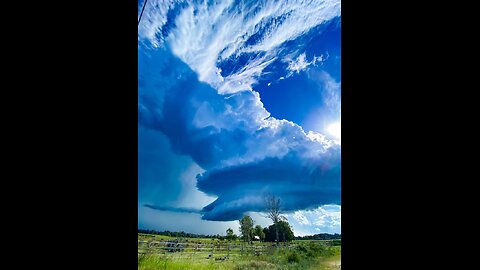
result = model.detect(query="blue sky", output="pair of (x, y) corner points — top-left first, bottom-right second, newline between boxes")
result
(138, 0), (341, 236)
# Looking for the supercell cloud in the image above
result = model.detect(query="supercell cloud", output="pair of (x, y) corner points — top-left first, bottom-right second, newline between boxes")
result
(138, 0), (341, 222)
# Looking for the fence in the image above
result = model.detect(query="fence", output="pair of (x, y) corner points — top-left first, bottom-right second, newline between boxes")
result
(138, 238), (338, 260)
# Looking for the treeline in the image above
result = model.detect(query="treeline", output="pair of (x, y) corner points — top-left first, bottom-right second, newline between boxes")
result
(138, 223), (295, 242)
(138, 229), (222, 239)
(295, 233), (341, 240)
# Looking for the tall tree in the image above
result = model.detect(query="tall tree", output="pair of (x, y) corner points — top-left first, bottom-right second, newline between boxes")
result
(239, 215), (254, 243)
(264, 194), (286, 243)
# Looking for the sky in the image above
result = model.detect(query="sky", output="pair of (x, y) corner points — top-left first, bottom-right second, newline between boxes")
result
(138, 0), (341, 236)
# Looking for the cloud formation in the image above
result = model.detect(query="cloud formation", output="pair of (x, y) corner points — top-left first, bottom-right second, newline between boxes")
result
(139, 0), (340, 94)
(288, 205), (341, 235)
(139, 45), (340, 221)
(139, 205), (240, 235)
(285, 52), (325, 77)
(138, 0), (341, 223)
(143, 204), (202, 214)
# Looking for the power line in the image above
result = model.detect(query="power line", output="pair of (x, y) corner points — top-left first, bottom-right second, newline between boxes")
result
(138, 0), (148, 26)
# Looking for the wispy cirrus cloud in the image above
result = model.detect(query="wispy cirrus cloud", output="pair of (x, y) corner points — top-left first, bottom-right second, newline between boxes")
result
(139, 0), (340, 94)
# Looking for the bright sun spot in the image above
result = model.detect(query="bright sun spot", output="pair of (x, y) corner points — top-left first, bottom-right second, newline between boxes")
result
(327, 122), (341, 139)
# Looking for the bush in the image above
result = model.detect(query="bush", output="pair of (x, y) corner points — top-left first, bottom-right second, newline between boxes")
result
(287, 251), (300, 263)
(330, 239), (341, 246)
(296, 244), (308, 253)
(295, 241), (337, 258)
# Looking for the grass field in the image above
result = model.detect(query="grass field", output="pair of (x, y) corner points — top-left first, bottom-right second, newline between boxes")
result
(138, 234), (341, 270)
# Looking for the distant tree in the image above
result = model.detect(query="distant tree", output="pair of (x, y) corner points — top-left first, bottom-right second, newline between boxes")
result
(264, 221), (294, 242)
(226, 228), (235, 241)
(264, 194), (287, 243)
(254, 225), (265, 241)
(294, 233), (341, 240)
(239, 215), (254, 243)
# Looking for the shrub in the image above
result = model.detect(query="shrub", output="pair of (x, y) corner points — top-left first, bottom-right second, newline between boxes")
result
(330, 239), (341, 246)
(296, 244), (308, 253)
(287, 251), (300, 263)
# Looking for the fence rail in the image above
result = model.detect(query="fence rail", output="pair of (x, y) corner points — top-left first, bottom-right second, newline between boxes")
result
(138, 238), (334, 260)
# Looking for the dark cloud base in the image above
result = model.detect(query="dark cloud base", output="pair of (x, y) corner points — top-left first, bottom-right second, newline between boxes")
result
(143, 204), (203, 214)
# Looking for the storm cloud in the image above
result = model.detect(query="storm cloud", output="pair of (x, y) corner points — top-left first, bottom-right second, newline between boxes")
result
(138, 44), (340, 221)
(144, 204), (203, 214)
(138, 0), (341, 223)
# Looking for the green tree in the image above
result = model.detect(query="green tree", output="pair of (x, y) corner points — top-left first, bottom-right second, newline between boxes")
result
(264, 220), (294, 242)
(226, 228), (235, 241)
(263, 227), (269, 239)
(239, 215), (254, 242)
(254, 225), (265, 241)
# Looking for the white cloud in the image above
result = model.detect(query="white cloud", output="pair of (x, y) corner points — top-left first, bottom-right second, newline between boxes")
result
(287, 205), (341, 235)
(301, 69), (341, 137)
(307, 131), (336, 147)
(215, 55), (277, 94)
(240, 0), (340, 54)
(248, 212), (273, 228)
(139, 0), (341, 94)
(287, 53), (310, 74)
(173, 163), (217, 208)
(313, 205), (341, 228)
(318, 71), (341, 113)
(293, 211), (311, 225)
(138, 0), (177, 47)
(285, 52), (325, 76)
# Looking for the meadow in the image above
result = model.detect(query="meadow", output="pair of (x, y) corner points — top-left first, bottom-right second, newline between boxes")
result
(138, 233), (341, 270)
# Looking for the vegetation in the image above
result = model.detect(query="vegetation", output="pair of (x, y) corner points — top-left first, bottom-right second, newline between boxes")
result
(264, 220), (294, 242)
(226, 228), (238, 241)
(264, 194), (287, 243)
(287, 250), (300, 263)
(139, 228), (341, 242)
(295, 233), (341, 241)
(139, 198), (341, 269)
(239, 215), (254, 242)
(139, 229), (226, 239)
(138, 233), (341, 270)
(254, 225), (265, 241)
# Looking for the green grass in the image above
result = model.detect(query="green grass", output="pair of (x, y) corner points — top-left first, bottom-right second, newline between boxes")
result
(138, 234), (233, 244)
(138, 234), (341, 270)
